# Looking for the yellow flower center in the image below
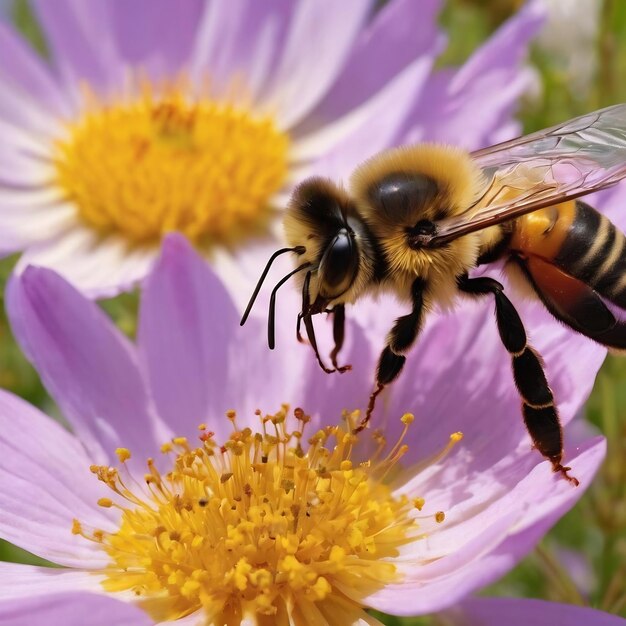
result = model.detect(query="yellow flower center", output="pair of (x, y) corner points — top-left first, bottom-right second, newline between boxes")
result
(53, 84), (290, 245)
(75, 408), (460, 625)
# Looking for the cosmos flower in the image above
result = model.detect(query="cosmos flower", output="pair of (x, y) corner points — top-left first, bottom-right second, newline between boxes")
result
(0, 0), (542, 298)
(0, 234), (610, 625)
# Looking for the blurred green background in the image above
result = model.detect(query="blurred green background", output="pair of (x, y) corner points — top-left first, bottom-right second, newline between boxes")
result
(1, 0), (625, 623)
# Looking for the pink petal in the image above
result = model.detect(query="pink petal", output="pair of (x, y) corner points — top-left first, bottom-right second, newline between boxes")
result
(401, 0), (544, 148)
(374, 294), (605, 476)
(191, 0), (295, 101)
(260, 0), (373, 129)
(0, 390), (114, 568)
(6, 266), (167, 469)
(0, 563), (102, 600)
(0, 591), (151, 626)
(446, 597), (626, 626)
(299, 320), (374, 428)
(0, 21), (69, 116)
(0, 196), (75, 255)
(14, 228), (158, 299)
(106, 0), (204, 78)
(139, 234), (242, 440)
(32, 0), (122, 92)
(308, 0), (444, 124)
(363, 437), (605, 615)
(304, 54), (436, 181)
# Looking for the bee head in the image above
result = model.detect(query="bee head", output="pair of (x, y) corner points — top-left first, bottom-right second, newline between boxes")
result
(284, 177), (368, 306)
(241, 178), (376, 351)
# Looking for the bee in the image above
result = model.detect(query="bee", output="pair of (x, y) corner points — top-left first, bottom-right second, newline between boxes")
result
(241, 104), (626, 485)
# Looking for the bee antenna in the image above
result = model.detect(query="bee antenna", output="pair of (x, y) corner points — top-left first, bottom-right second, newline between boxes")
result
(268, 262), (311, 350)
(240, 246), (306, 326)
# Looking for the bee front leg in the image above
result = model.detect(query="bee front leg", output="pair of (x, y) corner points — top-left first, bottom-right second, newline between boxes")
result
(354, 278), (426, 433)
(457, 274), (579, 486)
(329, 305), (352, 373)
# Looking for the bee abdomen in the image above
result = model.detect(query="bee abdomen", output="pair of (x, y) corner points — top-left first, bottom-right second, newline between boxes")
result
(553, 201), (626, 308)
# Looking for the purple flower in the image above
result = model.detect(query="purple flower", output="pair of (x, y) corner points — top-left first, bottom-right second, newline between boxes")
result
(444, 598), (626, 626)
(0, 235), (609, 624)
(0, 0), (542, 298)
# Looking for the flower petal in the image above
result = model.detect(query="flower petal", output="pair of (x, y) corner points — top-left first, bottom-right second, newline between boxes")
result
(0, 21), (70, 116)
(0, 390), (115, 567)
(0, 563), (149, 626)
(191, 0), (296, 101)
(0, 115), (53, 158)
(0, 65), (65, 138)
(299, 54), (435, 181)
(139, 234), (242, 440)
(376, 294), (605, 473)
(140, 234), (307, 440)
(445, 598), (626, 626)
(300, 320), (374, 427)
(400, 0), (544, 148)
(32, 0), (122, 92)
(260, 0), (373, 129)
(0, 591), (152, 626)
(14, 227), (158, 298)
(106, 0), (204, 77)
(0, 563), (102, 600)
(308, 0), (444, 124)
(0, 189), (76, 253)
(6, 266), (167, 468)
(363, 437), (605, 615)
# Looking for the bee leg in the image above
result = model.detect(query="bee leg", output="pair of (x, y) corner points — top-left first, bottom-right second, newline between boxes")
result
(302, 313), (346, 375)
(458, 275), (579, 486)
(329, 305), (352, 373)
(296, 313), (306, 344)
(354, 278), (426, 433)
(297, 271), (312, 344)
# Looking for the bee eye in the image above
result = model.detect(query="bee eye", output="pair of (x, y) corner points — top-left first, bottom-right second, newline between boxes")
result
(318, 229), (359, 298)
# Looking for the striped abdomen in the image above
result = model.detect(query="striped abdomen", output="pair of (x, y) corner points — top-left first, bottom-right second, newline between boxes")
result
(511, 200), (626, 309)
(508, 200), (626, 352)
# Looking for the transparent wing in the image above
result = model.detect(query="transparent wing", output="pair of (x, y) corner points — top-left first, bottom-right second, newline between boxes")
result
(428, 104), (626, 246)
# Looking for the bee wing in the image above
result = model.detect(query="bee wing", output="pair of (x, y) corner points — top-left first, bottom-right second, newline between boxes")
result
(429, 104), (626, 246)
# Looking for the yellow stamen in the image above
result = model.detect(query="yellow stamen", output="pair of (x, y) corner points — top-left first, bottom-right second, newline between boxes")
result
(77, 408), (459, 623)
(115, 448), (131, 463)
(53, 83), (289, 246)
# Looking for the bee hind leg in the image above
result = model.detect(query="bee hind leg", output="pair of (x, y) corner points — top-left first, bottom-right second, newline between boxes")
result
(354, 278), (426, 433)
(457, 274), (579, 487)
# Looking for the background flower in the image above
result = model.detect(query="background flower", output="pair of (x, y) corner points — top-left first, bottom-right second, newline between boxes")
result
(537, 0), (601, 95)
(0, 0), (542, 297)
(443, 597), (626, 625)
(0, 235), (611, 624)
